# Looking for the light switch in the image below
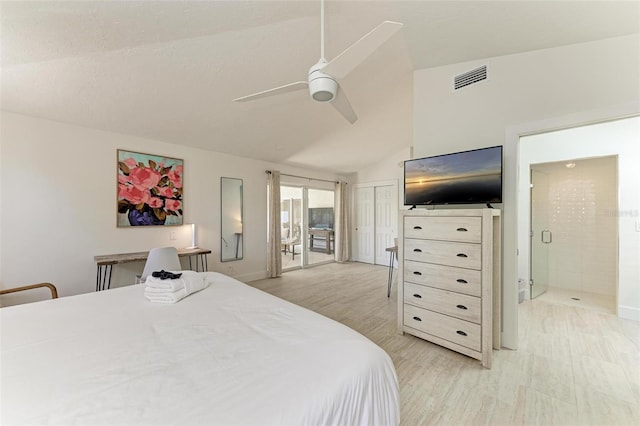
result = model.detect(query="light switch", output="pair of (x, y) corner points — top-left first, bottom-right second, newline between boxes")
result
(636, 221), (640, 232)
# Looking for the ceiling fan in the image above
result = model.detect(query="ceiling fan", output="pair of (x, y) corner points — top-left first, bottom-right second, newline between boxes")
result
(233, 0), (403, 124)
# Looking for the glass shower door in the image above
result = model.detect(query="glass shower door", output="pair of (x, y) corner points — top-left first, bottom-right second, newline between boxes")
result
(530, 168), (550, 299)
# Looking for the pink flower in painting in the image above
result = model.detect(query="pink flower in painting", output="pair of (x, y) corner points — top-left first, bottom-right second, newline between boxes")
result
(158, 186), (174, 198)
(119, 184), (150, 205)
(165, 199), (181, 212)
(129, 167), (161, 189)
(168, 170), (182, 188)
(147, 197), (164, 208)
(124, 157), (138, 168)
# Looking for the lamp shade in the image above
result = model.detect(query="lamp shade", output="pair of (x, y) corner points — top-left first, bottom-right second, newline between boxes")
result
(186, 223), (198, 249)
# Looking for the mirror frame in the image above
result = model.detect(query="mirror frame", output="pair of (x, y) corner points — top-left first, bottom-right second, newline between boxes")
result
(220, 177), (243, 262)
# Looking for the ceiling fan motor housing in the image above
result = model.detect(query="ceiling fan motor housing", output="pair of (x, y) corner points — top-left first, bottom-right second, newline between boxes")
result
(308, 63), (337, 102)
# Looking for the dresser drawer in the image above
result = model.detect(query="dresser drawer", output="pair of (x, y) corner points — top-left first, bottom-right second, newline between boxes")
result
(404, 304), (481, 351)
(404, 216), (481, 243)
(404, 260), (481, 297)
(404, 239), (481, 269)
(404, 283), (481, 323)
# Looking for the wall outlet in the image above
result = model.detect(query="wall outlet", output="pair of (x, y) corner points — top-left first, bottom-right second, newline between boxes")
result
(169, 231), (176, 240)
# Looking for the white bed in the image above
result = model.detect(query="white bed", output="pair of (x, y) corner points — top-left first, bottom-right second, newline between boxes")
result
(1, 272), (399, 425)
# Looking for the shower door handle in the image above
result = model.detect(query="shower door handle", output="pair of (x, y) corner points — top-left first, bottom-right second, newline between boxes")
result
(541, 230), (552, 244)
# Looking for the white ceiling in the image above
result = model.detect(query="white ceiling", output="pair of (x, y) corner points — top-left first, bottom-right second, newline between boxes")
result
(2, 1), (638, 174)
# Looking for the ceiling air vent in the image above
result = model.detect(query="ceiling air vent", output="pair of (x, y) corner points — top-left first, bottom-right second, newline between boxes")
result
(454, 65), (487, 90)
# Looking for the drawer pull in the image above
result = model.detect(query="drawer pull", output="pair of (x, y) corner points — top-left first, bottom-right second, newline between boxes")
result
(413, 271), (422, 276)
(456, 227), (468, 232)
(456, 330), (467, 336)
(456, 304), (468, 310)
(413, 316), (422, 322)
(456, 253), (468, 258)
(456, 279), (468, 284)
(413, 294), (422, 299)
(413, 248), (422, 253)
(413, 226), (422, 230)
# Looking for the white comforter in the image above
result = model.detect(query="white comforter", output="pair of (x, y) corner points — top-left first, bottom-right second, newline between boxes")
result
(1, 272), (399, 425)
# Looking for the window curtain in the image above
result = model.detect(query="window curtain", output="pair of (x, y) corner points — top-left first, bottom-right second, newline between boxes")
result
(266, 170), (282, 277)
(334, 181), (350, 262)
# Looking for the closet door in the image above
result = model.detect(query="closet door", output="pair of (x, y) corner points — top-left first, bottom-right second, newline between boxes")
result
(353, 183), (398, 265)
(353, 186), (374, 263)
(374, 185), (397, 265)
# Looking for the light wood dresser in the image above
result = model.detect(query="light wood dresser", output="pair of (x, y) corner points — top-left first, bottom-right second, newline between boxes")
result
(398, 209), (501, 368)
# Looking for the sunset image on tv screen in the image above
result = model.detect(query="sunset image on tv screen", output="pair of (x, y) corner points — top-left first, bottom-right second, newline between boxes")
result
(405, 147), (502, 205)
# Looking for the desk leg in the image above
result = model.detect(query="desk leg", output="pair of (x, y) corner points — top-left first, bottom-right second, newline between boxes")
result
(387, 252), (395, 298)
(188, 254), (208, 272)
(96, 265), (113, 292)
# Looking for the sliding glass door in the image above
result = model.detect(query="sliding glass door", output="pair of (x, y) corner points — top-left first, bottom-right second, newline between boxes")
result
(279, 185), (334, 271)
(280, 186), (303, 270)
(307, 188), (335, 266)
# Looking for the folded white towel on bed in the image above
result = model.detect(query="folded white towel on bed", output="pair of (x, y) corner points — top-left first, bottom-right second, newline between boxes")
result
(144, 271), (209, 304)
(145, 270), (200, 291)
(145, 288), (187, 304)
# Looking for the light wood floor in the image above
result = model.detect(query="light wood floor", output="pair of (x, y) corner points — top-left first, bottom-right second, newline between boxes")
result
(249, 262), (640, 426)
(281, 247), (334, 270)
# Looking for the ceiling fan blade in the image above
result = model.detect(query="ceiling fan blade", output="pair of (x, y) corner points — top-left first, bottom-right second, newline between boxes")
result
(322, 21), (403, 79)
(330, 87), (357, 124)
(233, 81), (308, 102)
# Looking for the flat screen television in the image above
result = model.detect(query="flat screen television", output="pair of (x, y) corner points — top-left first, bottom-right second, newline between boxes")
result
(404, 145), (503, 206)
(309, 207), (334, 229)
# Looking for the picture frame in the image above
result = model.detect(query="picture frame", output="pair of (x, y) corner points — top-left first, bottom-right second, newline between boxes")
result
(117, 149), (184, 227)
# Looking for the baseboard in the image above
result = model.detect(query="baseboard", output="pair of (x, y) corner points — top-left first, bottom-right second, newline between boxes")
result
(618, 305), (640, 322)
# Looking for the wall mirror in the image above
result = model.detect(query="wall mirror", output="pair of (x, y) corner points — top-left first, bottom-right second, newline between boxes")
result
(221, 177), (243, 261)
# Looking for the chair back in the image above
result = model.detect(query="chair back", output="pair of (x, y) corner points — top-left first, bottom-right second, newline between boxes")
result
(141, 247), (181, 282)
(291, 225), (301, 242)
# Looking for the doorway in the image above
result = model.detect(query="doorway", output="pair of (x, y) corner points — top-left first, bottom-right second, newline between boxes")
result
(280, 185), (335, 271)
(528, 156), (618, 313)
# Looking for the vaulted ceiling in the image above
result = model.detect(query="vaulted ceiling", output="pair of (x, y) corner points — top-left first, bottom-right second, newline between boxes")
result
(2, 1), (638, 173)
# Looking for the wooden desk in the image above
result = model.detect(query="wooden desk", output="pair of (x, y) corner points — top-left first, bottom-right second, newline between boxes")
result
(308, 229), (334, 254)
(94, 248), (211, 291)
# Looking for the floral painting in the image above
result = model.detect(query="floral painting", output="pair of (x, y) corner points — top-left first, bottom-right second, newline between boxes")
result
(117, 150), (183, 227)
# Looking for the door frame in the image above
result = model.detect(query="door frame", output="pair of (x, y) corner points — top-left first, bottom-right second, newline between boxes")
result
(507, 105), (636, 349)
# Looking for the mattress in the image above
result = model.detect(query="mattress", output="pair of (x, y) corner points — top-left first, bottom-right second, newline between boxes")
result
(0, 272), (399, 425)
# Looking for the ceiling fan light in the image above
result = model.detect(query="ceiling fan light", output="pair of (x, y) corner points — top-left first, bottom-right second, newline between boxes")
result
(313, 90), (334, 102)
(308, 74), (337, 103)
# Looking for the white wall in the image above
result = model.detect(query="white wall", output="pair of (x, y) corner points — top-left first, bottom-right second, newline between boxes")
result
(309, 189), (334, 208)
(413, 35), (640, 347)
(519, 118), (639, 319)
(351, 147), (409, 210)
(352, 147), (409, 186)
(0, 112), (344, 305)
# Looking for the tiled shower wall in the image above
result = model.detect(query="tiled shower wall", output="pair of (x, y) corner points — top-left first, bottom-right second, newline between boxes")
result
(543, 157), (617, 296)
